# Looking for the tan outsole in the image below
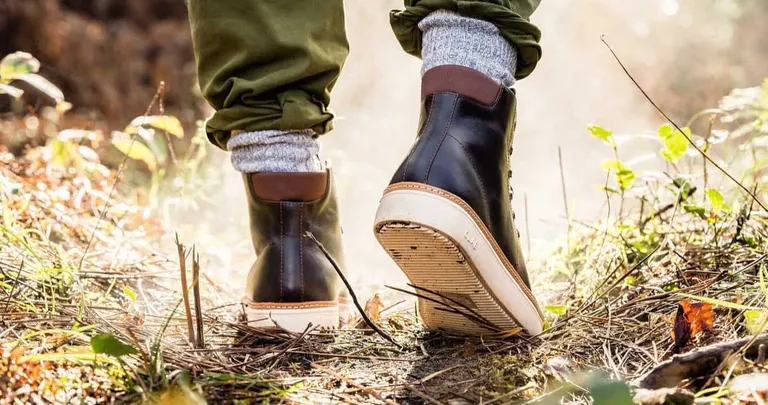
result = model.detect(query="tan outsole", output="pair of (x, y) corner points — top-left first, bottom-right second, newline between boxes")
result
(376, 222), (520, 335)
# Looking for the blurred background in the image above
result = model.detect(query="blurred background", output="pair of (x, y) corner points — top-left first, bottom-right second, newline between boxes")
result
(1, 0), (767, 296)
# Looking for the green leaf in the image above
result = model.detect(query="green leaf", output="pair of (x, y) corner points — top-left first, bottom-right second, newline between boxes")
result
(14, 73), (64, 102)
(0, 83), (24, 98)
(122, 287), (137, 302)
(672, 177), (694, 198)
(90, 333), (138, 357)
(759, 266), (768, 299)
(544, 305), (568, 316)
(744, 310), (767, 335)
(111, 132), (158, 172)
(663, 283), (679, 292)
(131, 126), (168, 166)
(126, 115), (184, 139)
(588, 125), (614, 146)
(598, 185), (621, 194)
(601, 159), (636, 191)
(706, 189), (731, 214)
(683, 204), (707, 218)
(658, 123), (690, 162)
(0, 52), (40, 82)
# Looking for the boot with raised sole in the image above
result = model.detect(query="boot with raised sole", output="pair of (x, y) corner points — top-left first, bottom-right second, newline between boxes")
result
(374, 65), (544, 336)
(242, 169), (348, 332)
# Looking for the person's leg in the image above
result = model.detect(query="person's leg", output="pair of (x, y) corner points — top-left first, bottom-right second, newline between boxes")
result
(187, 1), (350, 331)
(390, 0), (541, 81)
(188, 0), (349, 172)
(375, 0), (543, 336)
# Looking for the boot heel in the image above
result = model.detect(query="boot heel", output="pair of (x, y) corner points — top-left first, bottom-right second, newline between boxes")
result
(243, 300), (339, 332)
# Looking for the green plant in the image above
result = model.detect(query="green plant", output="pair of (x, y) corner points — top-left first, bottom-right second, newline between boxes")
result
(0, 51), (70, 112)
(110, 116), (210, 214)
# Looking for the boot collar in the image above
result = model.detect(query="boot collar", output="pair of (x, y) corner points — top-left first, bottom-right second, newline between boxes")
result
(421, 65), (503, 106)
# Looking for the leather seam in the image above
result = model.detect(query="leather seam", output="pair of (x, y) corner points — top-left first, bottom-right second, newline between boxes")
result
(402, 96), (437, 181)
(299, 203), (304, 302)
(279, 204), (284, 302)
(424, 94), (459, 182)
(245, 301), (338, 310)
(381, 182), (543, 322)
(445, 134), (489, 211)
(429, 87), (504, 108)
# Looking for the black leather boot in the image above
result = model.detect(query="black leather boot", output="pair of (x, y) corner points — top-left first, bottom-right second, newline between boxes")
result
(374, 65), (544, 335)
(242, 169), (347, 331)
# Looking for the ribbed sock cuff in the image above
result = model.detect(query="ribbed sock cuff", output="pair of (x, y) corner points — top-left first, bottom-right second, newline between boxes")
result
(419, 10), (517, 87)
(227, 129), (322, 173)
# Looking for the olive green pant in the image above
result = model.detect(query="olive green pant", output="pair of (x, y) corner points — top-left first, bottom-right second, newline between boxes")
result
(187, 0), (542, 150)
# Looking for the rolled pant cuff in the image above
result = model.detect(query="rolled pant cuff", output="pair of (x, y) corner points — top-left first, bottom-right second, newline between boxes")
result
(205, 89), (335, 150)
(390, 0), (542, 80)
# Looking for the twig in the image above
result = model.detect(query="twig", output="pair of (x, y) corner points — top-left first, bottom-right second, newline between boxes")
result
(703, 116), (713, 190)
(265, 324), (315, 372)
(156, 88), (177, 165)
(312, 362), (398, 405)
(304, 231), (402, 348)
(77, 83), (164, 272)
(579, 243), (662, 312)
(3, 259), (23, 313)
(386, 285), (497, 332)
(175, 233), (195, 346)
(407, 283), (497, 329)
(639, 186), (698, 230)
(485, 382), (535, 405)
(403, 384), (445, 405)
(192, 246), (204, 349)
(601, 35), (768, 212)
(558, 146), (571, 254)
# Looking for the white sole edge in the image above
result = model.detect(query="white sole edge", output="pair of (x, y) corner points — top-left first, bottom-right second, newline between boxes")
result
(244, 304), (339, 333)
(374, 187), (544, 335)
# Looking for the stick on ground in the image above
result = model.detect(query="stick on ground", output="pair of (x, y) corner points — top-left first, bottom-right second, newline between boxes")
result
(192, 246), (204, 349)
(175, 233), (195, 346)
(305, 231), (402, 349)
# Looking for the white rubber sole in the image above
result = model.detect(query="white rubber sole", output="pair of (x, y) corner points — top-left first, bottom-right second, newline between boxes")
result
(244, 299), (348, 333)
(243, 293), (354, 333)
(374, 183), (544, 336)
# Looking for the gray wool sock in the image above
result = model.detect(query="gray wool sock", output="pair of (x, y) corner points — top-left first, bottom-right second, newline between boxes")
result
(227, 129), (322, 173)
(419, 10), (517, 87)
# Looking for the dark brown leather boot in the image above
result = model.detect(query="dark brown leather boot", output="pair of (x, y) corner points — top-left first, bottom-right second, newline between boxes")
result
(374, 65), (544, 336)
(242, 169), (346, 332)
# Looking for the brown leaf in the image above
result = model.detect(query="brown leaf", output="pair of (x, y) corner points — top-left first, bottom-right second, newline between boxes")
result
(355, 294), (385, 330)
(673, 300), (714, 352)
(364, 293), (384, 322)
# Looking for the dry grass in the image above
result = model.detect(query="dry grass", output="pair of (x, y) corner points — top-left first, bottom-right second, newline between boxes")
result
(3, 112), (768, 404)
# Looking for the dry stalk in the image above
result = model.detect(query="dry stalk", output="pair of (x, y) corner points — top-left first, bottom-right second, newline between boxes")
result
(175, 233), (195, 346)
(601, 35), (768, 212)
(192, 246), (204, 349)
(77, 82), (165, 272)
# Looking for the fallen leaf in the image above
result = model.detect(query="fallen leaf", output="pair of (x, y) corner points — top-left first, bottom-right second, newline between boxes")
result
(355, 294), (385, 330)
(673, 300), (714, 352)
(364, 293), (384, 322)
